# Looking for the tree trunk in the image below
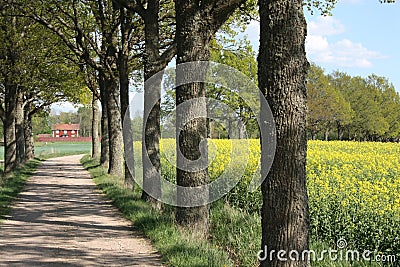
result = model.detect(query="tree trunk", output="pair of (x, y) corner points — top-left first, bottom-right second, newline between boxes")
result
(206, 118), (211, 138)
(228, 119), (233, 139)
(119, 12), (135, 189)
(141, 77), (162, 208)
(91, 96), (100, 159)
(175, 2), (211, 235)
(99, 72), (110, 167)
(104, 74), (124, 178)
(4, 83), (17, 176)
(324, 128), (330, 141)
(99, 23), (124, 178)
(15, 90), (25, 165)
(337, 121), (341, 140)
(173, 0), (243, 236)
(258, 0), (310, 266)
(311, 132), (316, 140)
(339, 131), (344, 141)
(141, 2), (163, 209)
(24, 103), (35, 161)
(238, 121), (246, 139)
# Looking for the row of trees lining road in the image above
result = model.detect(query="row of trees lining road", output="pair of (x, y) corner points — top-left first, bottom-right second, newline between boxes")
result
(0, 5), (90, 176)
(1, 0), (396, 266)
(308, 64), (400, 142)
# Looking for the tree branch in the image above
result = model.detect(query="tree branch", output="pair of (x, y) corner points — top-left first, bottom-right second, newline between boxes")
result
(112, 0), (146, 17)
(159, 42), (176, 67)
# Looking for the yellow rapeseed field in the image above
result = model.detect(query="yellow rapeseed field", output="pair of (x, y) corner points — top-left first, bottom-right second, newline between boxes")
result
(307, 140), (400, 253)
(138, 139), (400, 253)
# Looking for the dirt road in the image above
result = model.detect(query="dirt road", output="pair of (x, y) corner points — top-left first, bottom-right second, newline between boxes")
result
(0, 155), (163, 266)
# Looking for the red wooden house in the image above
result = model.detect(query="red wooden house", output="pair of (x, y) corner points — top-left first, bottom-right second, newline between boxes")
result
(51, 124), (80, 138)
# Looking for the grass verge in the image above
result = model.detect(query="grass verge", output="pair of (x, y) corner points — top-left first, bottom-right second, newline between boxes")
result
(81, 155), (233, 267)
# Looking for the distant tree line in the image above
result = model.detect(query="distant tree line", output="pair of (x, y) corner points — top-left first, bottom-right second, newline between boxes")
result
(32, 107), (96, 138)
(307, 64), (400, 142)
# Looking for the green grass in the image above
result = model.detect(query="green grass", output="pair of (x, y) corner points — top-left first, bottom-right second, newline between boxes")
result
(211, 203), (386, 267)
(81, 155), (233, 267)
(0, 142), (92, 161)
(210, 202), (261, 266)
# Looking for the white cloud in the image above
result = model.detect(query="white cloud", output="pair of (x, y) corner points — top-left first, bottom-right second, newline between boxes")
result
(306, 16), (384, 68)
(306, 35), (330, 52)
(308, 16), (345, 36)
(236, 15), (384, 69)
(51, 102), (79, 114)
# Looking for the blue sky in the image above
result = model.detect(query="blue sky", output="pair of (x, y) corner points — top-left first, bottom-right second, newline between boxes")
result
(242, 0), (400, 91)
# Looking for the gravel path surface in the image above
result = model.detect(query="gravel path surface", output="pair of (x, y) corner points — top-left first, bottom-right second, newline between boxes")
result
(0, 155), (163, 266)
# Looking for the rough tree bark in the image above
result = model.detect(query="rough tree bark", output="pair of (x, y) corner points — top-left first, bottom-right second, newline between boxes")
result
(175, 3), (211, 235)
(96, 4), (125, 178)
(174, 0), (244, 235)
(114, 0), (177, 207)
(91, 96), (100, 159)
(104, 72), (124, 177)
(258, 1), (310, 266)
(118, 7), (135, 189)
(23, 103), (35, 161)
(3, 82), (17, 176)
(2, 10), (18, 176)
(15, 89), (25, 165)
(140, 0), (165, 209)
(99, 72), (110, 167)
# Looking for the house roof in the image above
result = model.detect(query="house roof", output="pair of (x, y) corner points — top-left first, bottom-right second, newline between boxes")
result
(51, 124), (80, 131)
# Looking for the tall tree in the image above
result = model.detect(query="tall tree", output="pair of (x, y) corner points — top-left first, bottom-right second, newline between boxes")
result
(258, 0), (394, 265)
(258, 0), (310, 266)
(114, 0), (176, 203)
(1, 3), (90, 170)
(174, 0), (245, 235)
(117, 6), (136, 189)
(0, 4), (26, 175)
(91, 97), (101, 158)
(332, 73), (389, 141)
